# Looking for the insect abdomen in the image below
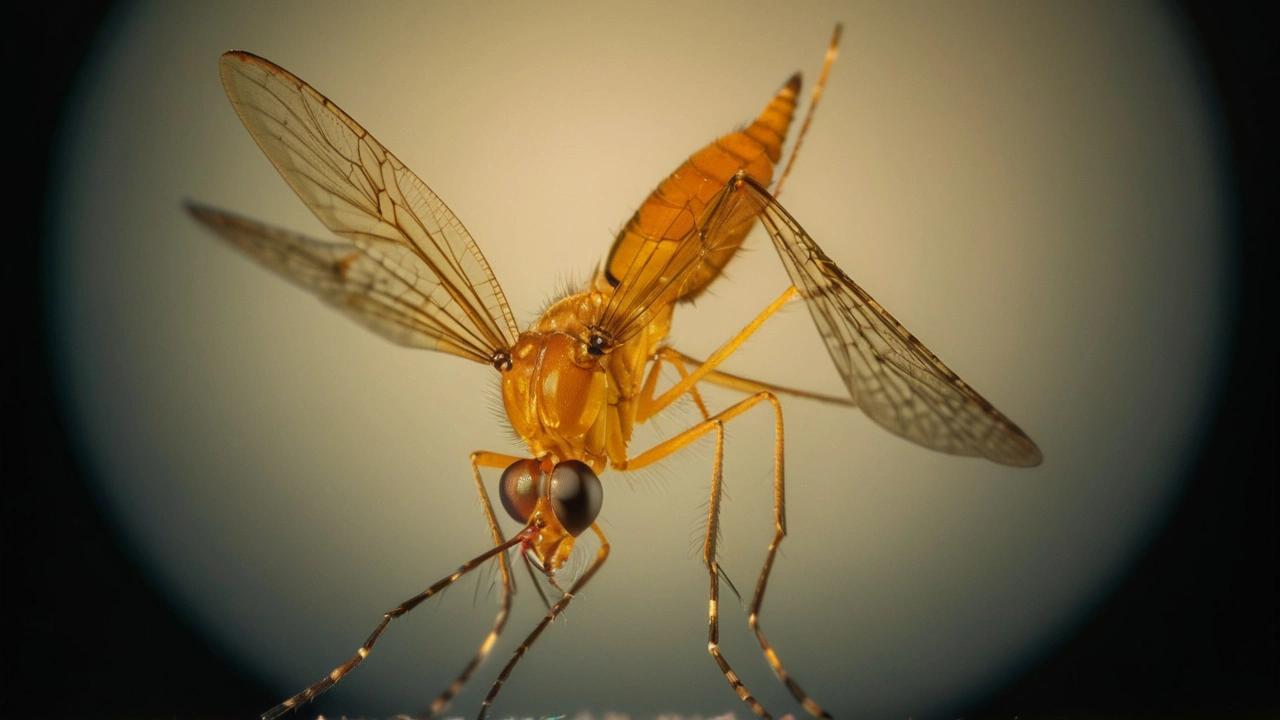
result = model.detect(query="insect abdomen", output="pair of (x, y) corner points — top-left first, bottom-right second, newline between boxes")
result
(604, 74), (800, 301)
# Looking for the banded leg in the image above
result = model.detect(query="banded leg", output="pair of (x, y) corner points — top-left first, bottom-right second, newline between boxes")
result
(703, 418), (773, 716)
(741, 426), (832, 720)
(620, 385), (831, 719)
(261, 451), (524, 720)
(409, 451), (526, 718)
(671, 352), (833, 719)
(477, 524), (611, 719)
(261, 530), (530, 720)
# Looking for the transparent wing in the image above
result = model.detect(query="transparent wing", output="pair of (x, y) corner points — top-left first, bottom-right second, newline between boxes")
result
(213, 51), (517, 364)
(187, 203), (505, 361)
(724, 175), (1042, 467)
(595, 175), (762, 346)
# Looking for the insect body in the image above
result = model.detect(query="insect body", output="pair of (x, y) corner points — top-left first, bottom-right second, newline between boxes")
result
(507, 71), (798, 474)
(188, 26), (1039, 720)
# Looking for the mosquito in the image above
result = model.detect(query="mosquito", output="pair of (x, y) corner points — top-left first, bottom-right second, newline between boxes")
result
(186, 24), (1040, 720)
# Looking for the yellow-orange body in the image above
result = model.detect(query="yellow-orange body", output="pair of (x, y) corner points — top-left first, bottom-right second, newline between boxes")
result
(196, 30), (1041, 720)
(501, 76), (800, 490)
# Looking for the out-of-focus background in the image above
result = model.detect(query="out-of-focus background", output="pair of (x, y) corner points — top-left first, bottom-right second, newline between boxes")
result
(9, 2), (1273, 719)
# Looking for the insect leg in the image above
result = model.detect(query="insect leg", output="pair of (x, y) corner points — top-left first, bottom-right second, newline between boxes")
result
(469, 452), (556, 609)
(260, 530), (529, 720)
(703, 417), (776, 718)
(658, 347), (854, 407)
(746, 411), (834, 720)
(619, 391), (832, 719)
(643, 346), (714, 420)
(637, 285), (799, 424)
(402, 452), (527, 718)
(477, 524), (611, 720)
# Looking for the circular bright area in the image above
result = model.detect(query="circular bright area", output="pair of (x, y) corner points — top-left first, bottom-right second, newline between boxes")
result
(50, 2), (1229, 718)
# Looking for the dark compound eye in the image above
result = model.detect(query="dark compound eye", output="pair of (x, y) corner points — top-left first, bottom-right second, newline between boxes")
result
(499, 459), (542, 524)
(548, 460), (603, 536)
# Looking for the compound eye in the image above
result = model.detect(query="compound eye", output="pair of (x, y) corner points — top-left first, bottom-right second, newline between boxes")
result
(548, 460), (603, 536)
(499, 459), (542, 524)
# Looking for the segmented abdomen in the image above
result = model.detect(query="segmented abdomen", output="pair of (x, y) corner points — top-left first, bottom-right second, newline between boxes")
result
(604, 74), (800, 301)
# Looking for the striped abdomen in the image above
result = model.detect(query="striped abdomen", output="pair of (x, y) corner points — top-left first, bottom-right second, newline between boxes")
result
(604, 74), (800, 302)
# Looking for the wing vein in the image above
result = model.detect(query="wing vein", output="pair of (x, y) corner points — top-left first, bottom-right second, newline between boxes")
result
(204, 51), (519, 365)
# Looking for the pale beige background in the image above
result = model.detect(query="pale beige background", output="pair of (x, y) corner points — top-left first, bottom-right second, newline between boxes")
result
(51, 2), (1228, 718)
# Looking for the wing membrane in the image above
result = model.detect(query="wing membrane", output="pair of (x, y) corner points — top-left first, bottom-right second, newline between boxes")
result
(721, 175), (1042, 467)
(213, 51), (517, 362)
(187, 204), (500, 361)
